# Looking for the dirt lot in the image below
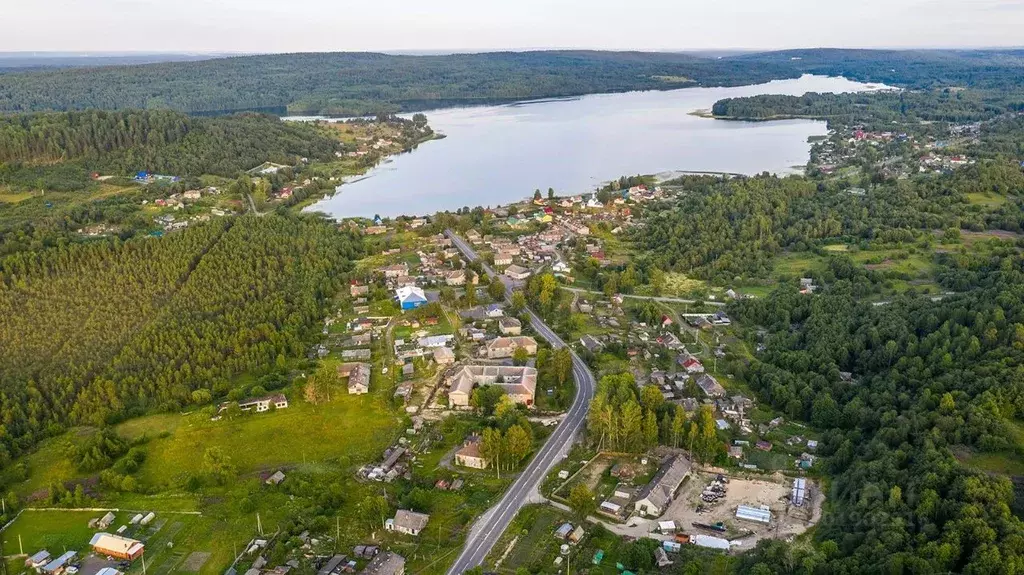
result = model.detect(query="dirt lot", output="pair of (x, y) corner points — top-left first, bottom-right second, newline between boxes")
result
(662, 470), (821, 549)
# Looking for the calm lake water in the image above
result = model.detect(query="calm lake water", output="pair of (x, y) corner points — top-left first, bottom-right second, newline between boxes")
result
(303, 75), (887, 219)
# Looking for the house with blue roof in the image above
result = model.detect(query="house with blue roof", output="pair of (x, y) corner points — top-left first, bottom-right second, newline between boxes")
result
(396, 286), (427, 311)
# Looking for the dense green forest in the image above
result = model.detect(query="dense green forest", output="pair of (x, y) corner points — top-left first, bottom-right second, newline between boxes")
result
(0, 110), (340, 188)
(629, 161), (1024, 284)
(0, 214), (360, 461)
(711, 90), (1016, 124)
(3, 49), (1024, 116)
(730, 249), (1024, 573)
(0, 51), (799, 115)
(735, 48), (1024, 90)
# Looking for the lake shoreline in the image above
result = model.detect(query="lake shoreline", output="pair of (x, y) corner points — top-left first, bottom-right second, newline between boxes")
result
(305, 75), (889, 219)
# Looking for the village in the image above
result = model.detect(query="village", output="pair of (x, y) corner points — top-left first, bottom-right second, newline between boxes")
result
(0, 173), (829, 575)
(810, 122), (983, 181)
(73, 117), (434, 240)
(272, 179), (826, 574)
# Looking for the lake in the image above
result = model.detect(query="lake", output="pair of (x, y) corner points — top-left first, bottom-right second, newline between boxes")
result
(303, 75), (888, 219)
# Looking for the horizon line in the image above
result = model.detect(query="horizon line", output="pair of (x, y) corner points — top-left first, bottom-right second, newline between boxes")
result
(1, 45), (1023, 58)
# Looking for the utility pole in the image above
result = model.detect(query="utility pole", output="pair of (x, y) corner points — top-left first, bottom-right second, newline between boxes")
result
(257, 513), (263, 536)
(19, 534), (23, 555)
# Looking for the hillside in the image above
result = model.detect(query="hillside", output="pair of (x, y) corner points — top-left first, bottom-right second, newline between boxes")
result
(0, 110), (340, 190)
(0, 50), (797, 115)
(3, 49), (1024, 117)
(731, 48), (1024, 89)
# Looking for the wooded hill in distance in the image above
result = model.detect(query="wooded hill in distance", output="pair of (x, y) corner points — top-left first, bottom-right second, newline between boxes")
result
(3, 49), (1024, 117)
(0, 50), (799, 116)
(732, 48), (1024, 90)
(0, 110), (340, 191)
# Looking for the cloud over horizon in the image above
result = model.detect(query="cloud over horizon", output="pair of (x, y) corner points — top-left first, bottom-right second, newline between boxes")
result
(3, 0), (1022, 53)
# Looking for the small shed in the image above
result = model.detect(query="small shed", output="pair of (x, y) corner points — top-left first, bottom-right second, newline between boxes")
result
(655, 547), (672, 567)
(98, 512), (116, 529)
(26, 550), (51, 569)
(554, 522), (573, 539)
(692, 535), (730, 550)
(736, 504), (772, 524)
(792, 478), (807, 506)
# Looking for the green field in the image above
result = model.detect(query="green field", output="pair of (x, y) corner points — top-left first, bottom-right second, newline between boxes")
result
(960, 451), (1024, 476)
(966, 191), (1009, 208)
(1, 509), (232, 575)
(120, 389), (401, 489)
(660, 272), (707, 297)
(0, 380), (405, 575)
(1, 510), (116, 556)
(772, 252), (827, 278)
(0, 190), (35, 203)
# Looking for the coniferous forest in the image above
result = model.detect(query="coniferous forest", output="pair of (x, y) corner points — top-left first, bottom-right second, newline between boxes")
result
(0, 215), (360, 461)
(0, 110), (340, 188)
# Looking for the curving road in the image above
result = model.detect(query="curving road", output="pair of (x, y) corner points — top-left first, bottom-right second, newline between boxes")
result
(444, 230), (597, 575)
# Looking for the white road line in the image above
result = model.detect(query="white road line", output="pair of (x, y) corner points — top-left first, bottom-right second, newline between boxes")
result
(444, 230), (597, 575)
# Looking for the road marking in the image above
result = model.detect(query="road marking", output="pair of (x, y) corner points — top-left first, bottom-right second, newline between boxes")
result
(445, 230), (596, 574)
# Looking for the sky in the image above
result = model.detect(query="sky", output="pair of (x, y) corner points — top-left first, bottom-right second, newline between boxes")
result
(3, 0), (1023, 53)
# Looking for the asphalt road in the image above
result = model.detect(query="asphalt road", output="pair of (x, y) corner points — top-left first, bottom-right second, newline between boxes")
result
(444, 229), (597, 575)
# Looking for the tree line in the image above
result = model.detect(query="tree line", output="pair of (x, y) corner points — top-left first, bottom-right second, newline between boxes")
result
(711, 89), (1010, 124)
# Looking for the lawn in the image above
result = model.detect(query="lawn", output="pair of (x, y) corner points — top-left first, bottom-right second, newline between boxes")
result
(772, 252), (827, 278)
(959, 420), (1024, 476)
(1, 432), (92, 500)
(490, 504), (567, 572)
(1, 509), (118, 556)
(822, 244), (850, 252)
(0, 190), (35, 203)
(849, 249), (934, 276)
(588, 229), (632, 265)
(660, 272), (707, 297)
(1, 509), (226, 575)
(966, 191), (1009, 208)
(959, 451), (1024, 476)
(0, 382), (406, 573)
(121, 389), (402, 489)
